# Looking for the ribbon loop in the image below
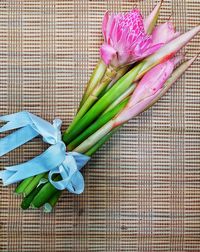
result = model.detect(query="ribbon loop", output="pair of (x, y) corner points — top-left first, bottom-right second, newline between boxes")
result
(0, 111), (90, 193)
(48, 152), (90, 194)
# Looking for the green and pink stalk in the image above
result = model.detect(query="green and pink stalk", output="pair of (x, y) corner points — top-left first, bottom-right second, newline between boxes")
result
(14, 3), (200, 211)
(18, 24), (200, 210)
(15, 2), (163, 203)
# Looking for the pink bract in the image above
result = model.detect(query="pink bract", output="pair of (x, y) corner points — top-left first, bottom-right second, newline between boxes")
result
(152, 22), (180, 45)
(114, 56), (183, 126)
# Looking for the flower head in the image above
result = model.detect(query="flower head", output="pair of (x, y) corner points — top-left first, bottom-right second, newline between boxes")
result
(100, 9), (161, 67)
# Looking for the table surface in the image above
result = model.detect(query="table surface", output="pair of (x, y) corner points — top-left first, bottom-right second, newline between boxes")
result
(0, 0), (200, 251)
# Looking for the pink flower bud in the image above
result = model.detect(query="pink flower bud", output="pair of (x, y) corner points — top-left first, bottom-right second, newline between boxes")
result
(114, 56), (182, 126)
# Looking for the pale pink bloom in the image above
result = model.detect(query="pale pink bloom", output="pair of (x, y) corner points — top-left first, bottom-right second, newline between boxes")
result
(152, 22), (180, 45)
(100, 9), (161, 67)
(114, 55), (183, 126)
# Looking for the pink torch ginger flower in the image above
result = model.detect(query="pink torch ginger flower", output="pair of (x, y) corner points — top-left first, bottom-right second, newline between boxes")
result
(114, 55), (183, 126)
(100, 9), (162, 67)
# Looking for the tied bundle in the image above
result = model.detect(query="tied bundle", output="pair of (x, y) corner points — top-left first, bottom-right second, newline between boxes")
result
(1, 1), (200, 212)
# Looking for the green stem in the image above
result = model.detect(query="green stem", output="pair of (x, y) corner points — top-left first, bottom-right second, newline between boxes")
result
(63, 62), (143, 144)
(23, 173), (46, 196)
(85, 126), (120, 156)
(43, 191), (62, 213)
(67, 97), (129, 150)
(66, 65), (118, 134)
(19, 54), (197, 211)
(15, 177), (34, 195)
(101, 66), (130, 96)
(74, 120), (115, 154)
(79, 59), (107, 108)
(31, 175), (60, 208)
(101, 84), (136, 115)
(21, 183), (45, 210)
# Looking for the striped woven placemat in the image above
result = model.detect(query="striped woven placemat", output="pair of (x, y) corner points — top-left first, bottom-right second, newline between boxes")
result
(0, 0), (199, 251)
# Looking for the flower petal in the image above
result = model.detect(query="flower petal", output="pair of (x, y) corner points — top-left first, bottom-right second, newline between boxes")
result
(100, 44), (117, 65)
(152, 22), (180, 45)
(136, 43), (163, 59)
(102, 11), (109, 41)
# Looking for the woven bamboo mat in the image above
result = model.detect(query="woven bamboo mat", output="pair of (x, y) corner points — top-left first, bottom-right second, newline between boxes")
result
(0, 0), (199, 251)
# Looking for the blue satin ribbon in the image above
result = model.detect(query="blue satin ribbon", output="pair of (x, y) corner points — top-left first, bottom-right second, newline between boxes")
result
(0, 111), (90, 194)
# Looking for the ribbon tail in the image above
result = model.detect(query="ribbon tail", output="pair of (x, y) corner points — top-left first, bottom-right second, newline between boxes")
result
(66, 171), (85, 194)
(0, 170), (16, 185)
(0, 125), (39, 157)
(0, 142), (66, 186)
(0, 111), (33, 132)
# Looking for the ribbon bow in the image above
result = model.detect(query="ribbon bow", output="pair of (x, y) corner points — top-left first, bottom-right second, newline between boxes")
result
(0, 111), (90, 194)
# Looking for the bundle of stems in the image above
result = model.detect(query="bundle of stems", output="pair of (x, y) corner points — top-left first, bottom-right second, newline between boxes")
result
(15, 2), (200, 212)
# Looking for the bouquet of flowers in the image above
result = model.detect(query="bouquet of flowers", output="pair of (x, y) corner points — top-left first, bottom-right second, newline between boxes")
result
(0, 1), (199, 212)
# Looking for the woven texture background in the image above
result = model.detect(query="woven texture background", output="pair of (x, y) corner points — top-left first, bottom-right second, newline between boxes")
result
(0, 0), (199, 251)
